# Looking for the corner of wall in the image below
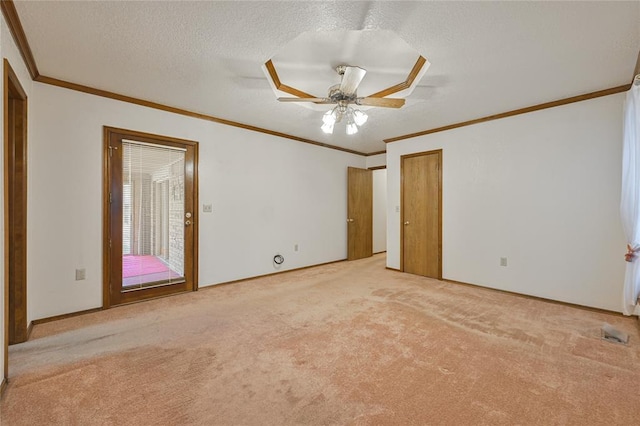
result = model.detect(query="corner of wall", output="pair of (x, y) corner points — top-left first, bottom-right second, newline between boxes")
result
(366, 153), (386, 169)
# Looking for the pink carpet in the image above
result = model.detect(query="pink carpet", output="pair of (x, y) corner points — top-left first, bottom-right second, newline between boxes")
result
(123, 255), (171, 278)
(4, 255), (639, 424)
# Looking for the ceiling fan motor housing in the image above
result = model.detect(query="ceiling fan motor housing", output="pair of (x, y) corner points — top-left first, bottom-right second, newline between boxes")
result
(328, 84), (357, 103)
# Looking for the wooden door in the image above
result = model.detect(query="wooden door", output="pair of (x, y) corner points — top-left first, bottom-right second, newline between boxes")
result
(103, 127), (198, 307)
(401, 150), (442, 278)
(4, 59), (28, 357)
(347, 167), (372, 260)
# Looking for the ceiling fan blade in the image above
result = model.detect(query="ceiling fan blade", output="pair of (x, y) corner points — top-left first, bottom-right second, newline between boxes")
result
(340, 66), (367, 96)
(357, 97), (406, 108)
(277, 97), (334, 104)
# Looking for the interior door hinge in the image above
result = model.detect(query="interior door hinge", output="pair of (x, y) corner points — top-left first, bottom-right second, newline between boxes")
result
(109, 193), (112, 204)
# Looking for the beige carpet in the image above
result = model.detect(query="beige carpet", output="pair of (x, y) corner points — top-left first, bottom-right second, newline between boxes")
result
(1, 254), (639, 425)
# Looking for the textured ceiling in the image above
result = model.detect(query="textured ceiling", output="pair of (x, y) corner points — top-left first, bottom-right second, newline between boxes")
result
(13, 1), (640, 154)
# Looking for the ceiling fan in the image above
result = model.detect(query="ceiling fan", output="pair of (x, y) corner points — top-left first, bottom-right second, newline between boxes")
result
(277, 65), (405, 135)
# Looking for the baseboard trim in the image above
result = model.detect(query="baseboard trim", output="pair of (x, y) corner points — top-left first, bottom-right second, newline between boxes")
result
(26, 321), (34, 339)
(0, 377), (7, 396)
(443, 279), (626, 317)
(373, 250), (387, 255)
(202, 258), (348, 290)
(30, 260), (349, 325)
(32, 307), (103, 326)
(39, 261), (617, 331)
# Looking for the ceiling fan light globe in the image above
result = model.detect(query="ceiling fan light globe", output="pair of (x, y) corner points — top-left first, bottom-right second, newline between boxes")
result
(321, 121), (335, 134)
(346, 123), (358, 135)
(322, 109), (336, 125)
(353, 110), (368, 126)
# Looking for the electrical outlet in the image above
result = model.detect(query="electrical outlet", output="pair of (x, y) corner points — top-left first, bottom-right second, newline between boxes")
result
(500, 257), (508, 267)
(203, 204), (212, 213)
(75, 268), (86, 280)
(294, 244), (299, 252)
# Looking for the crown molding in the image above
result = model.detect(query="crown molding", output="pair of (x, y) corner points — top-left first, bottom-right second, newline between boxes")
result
(35, 75), (368, 156)
(1, 0), (375, 157)
(6, 0), (633, 154)
(1, 0), (39, 79)
(384, 84), (631, 144)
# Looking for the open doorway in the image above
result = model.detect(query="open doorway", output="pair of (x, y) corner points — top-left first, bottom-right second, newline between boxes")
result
(372, 168), (387, 254)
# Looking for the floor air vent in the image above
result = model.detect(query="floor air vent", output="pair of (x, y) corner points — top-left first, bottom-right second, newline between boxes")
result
(601, 323), (629, 345)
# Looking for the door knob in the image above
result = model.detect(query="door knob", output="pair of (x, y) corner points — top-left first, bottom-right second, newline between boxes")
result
(185, 220), (191, 226)
(347, 218), (354, 223)
(404, 221), (410, 225)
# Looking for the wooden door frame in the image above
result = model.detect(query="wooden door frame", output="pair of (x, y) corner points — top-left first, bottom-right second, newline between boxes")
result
(400, 149), (442, 278)
(102, 126), (199, 308)
(4, 59), (28, 382)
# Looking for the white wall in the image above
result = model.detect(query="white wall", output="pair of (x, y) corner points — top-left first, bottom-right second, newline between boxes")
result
(372, 169), (387, 253)
(387, 94), (627, 312)
(367, 154), (387, 254)
(28, 82), (365, 320)
(1, 13), (34, 381)
(366, 153), (386, 169)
